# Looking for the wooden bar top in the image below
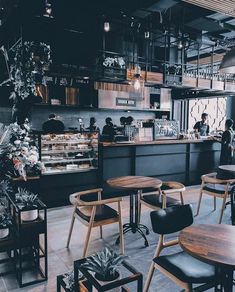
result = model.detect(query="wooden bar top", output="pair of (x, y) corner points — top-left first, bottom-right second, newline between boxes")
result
(101, 138), (215, 147)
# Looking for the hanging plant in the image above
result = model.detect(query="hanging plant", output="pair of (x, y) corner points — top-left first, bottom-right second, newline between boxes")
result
(10, 41), (51, 100)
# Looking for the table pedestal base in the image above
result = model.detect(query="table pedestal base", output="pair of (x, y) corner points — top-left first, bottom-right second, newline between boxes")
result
(116, 191), (149, 247)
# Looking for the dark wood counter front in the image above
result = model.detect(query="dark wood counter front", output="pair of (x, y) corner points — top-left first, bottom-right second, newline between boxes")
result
(100, 139), (222, 187)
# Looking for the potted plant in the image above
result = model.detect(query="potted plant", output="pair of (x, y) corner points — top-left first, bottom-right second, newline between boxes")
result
(15, 187), (39, 221)
(63, 269), (84, 291)
(0, 180), (12, 209)
(81, 247), (126, 286)
(0, 208), (12, 239)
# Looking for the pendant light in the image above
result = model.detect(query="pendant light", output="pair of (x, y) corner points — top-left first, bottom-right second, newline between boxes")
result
(219, 47), (235, 73)
(131, 64), (144, 90)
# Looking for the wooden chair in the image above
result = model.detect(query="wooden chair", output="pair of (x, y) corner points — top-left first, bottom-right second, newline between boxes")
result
(144, 205), (219, 292)
(140, 181), (185, 211)
(66, 188), (124, 257)
(196, 172), (235, 224)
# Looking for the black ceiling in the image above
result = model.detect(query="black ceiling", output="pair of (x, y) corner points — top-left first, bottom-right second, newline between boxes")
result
(1, 0), (235, 67)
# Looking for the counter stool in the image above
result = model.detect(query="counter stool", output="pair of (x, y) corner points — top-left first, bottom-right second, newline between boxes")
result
(196, 172), (235, 224)
(140, 181), (185, 211)
(66, 188), (124, 257)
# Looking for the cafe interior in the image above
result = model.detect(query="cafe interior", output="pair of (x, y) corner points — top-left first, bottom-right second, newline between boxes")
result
(0, 0), (235, 291)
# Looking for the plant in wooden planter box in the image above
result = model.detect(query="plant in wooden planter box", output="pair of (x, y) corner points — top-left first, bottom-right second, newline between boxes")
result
(0, 208), (12, 239)
(15, 187), (39, 221)
(81, 247), (126, 283)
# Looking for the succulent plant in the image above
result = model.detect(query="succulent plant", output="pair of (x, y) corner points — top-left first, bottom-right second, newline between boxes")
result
(63, 269), (83, 291)
(81, 247), (126, 281)
(15, 187), (38, 208)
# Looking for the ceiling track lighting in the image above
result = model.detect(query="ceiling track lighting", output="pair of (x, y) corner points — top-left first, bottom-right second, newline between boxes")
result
(104, 21), (110, 32)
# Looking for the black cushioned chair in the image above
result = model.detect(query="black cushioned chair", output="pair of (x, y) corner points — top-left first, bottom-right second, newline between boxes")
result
(140, 181), (185, 211)
(196, 172), (235, 224)
(144, 205), (218, 292)
(66, 188), (124, 257)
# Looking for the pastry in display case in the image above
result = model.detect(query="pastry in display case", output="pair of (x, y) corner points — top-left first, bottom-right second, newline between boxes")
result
(40, 132), (99, 174)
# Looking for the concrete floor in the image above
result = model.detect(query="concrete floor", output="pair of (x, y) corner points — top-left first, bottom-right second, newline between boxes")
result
(1, 186), (234, 292)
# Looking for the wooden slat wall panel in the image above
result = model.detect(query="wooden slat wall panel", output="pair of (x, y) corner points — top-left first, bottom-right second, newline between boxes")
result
(183, 0), (235, 17)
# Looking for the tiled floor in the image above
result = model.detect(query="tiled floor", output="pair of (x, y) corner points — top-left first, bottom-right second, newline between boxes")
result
(1, 186), (234, 291)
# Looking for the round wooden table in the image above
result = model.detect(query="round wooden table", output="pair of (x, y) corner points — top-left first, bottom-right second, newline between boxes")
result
(180, 224), (235, 291)
(107, 176), (162, 247)
(219, 165), (235, 225)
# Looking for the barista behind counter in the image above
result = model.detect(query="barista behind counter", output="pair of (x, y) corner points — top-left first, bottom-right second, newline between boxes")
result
(42, 113), (65, 133)
(193, 113), (210, 136)
(101, 117), (115, 141)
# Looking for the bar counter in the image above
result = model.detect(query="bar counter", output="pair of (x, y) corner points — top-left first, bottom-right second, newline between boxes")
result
(35, 138), (223, 207)
(100, 138), (222, 191)
(101, 138), (211, 147)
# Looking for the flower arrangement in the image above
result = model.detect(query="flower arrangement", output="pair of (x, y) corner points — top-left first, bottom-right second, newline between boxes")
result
(0, 121), (44, 180)
(10, 41), (51, 100)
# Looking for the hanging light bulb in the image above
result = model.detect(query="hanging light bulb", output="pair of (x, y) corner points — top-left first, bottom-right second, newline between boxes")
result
(104, 22), (110, 32)
(43, 1), (53, 18)
(130, 65), (145, 100)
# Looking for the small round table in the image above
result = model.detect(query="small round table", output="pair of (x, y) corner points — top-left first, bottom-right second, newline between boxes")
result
(107, 176), (162, 246)
(179, 224), (235, 291)
(219, 165), (235, 225)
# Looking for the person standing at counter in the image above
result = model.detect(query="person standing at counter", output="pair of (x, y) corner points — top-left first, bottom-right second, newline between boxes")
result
(86, 117), (100, 132)
(102, 117), (115, 140)
(193, 113), (210, 136)
(219, 119), (234, 165)
(42, 113), (65, 133)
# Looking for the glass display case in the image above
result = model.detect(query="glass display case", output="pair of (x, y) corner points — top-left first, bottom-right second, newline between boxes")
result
(154, 119), (179, 139)
(40, 132), (99, 175)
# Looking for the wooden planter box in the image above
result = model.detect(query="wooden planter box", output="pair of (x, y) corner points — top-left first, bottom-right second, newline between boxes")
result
(146, 72), (163, 84)
(212, 80), (224, 91)
(225, 82), (235, 92)
(95, 66), (126, 81)
(182, 76), (197, 88)
(197, 78), (211, 89)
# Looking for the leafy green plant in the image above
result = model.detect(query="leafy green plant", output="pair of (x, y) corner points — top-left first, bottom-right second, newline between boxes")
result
(0, 212), (12, 229)
(15, 187), (38, 208)
(63, 269), (83, 291)
(0, 180), (12, 196)
(81, 247), (126, 281)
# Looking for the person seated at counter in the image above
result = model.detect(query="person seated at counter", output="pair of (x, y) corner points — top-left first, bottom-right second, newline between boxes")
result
(193, 113), (210, 136)
(86, 117), (100, 132)
(102, 117), (115, 140)
(42, 113), (65, 133)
